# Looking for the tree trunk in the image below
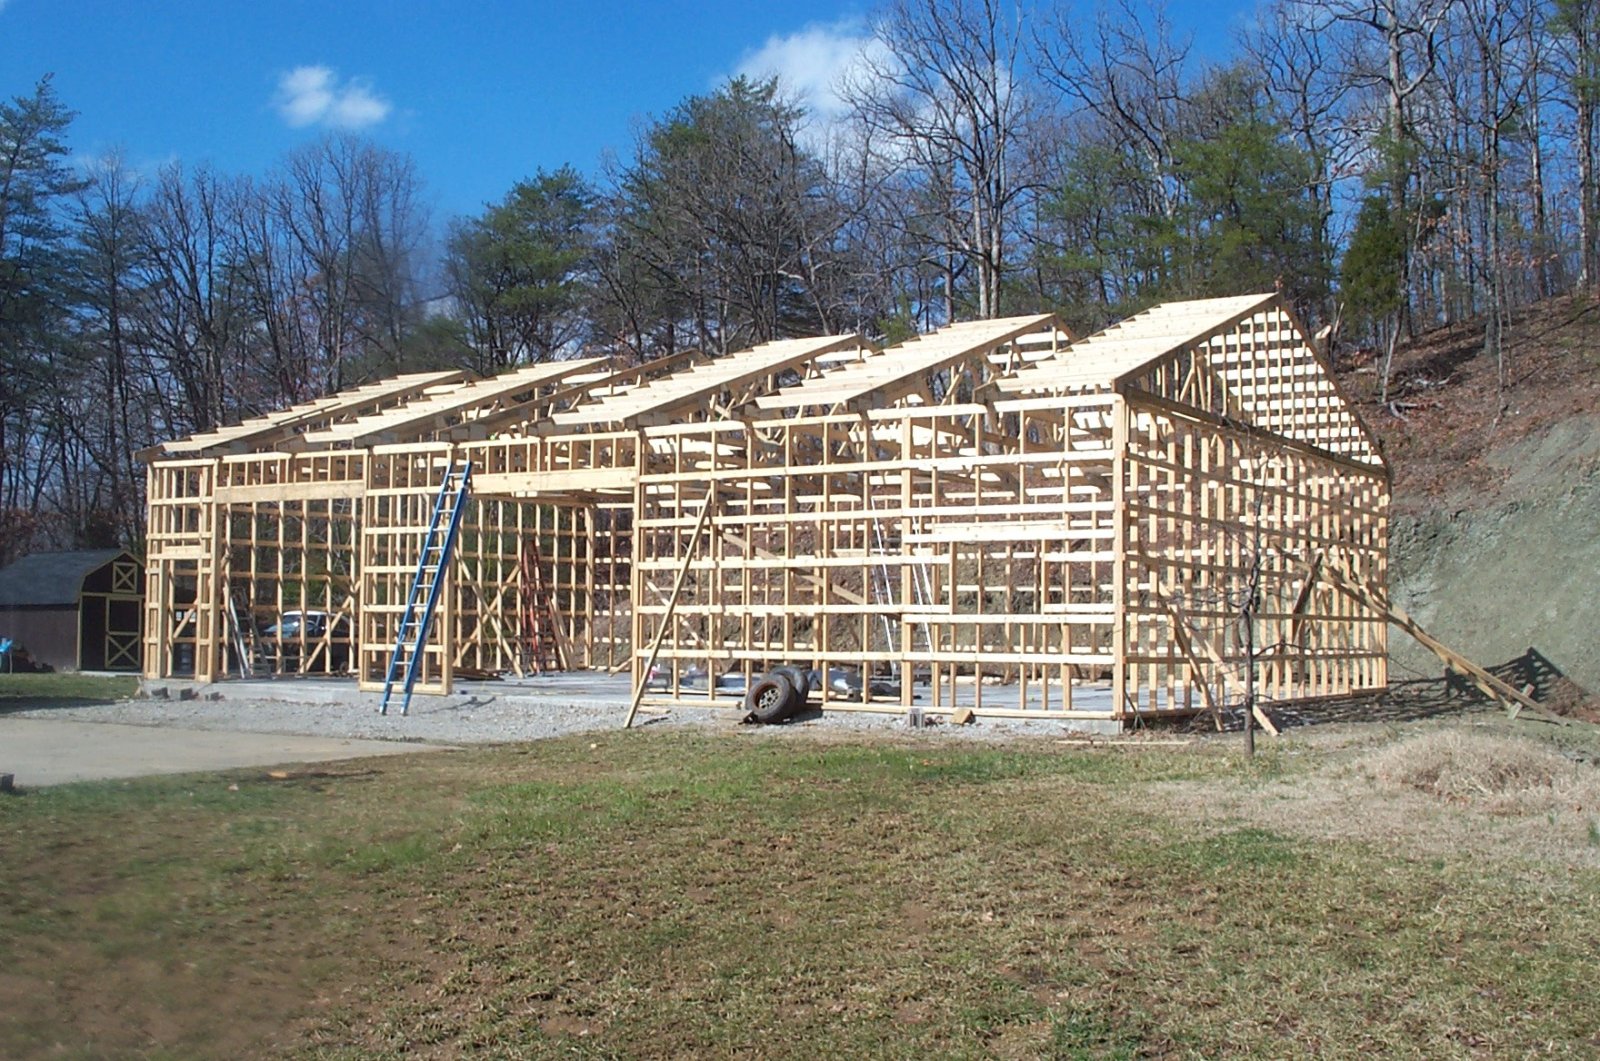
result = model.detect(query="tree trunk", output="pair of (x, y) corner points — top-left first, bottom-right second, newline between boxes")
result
(1583, 82), (1598, 292)
(1528, 45), (1553, 299)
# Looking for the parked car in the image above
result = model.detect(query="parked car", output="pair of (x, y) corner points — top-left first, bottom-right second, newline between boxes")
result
(262, 610), (352, 672)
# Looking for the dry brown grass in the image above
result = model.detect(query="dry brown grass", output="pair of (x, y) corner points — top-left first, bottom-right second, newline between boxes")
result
(1364, 729), (1600, 813)
(1339, 293), (1600, 514)
(1157, 722), (1600, 875)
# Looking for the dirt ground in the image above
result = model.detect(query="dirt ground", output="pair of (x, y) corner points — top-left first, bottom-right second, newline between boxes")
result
(1335, 296), (1600, 700)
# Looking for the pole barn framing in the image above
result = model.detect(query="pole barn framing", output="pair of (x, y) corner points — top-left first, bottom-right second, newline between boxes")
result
(141, 292), (1388, 727)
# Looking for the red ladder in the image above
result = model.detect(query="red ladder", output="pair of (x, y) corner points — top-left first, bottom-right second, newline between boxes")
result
(520, 538), (567, 673)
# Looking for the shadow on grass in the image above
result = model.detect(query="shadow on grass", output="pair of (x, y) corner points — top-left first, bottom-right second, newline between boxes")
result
(0, 673), (139, 714)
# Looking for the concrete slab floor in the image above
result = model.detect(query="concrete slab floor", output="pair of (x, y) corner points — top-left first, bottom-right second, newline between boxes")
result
(157, 671), (1124, 716)
(0, 718), (454, 788)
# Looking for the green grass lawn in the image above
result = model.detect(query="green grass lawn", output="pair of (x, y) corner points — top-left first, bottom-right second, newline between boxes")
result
(2, 726), (1597, 1058)
(0, 671), (137, 706)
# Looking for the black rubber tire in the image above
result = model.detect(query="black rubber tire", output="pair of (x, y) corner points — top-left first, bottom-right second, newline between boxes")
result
(771, 665), (814, 699)
(744, 673), (801, 724)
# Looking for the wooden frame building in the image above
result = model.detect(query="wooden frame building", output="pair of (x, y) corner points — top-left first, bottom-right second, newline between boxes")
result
(142, 292), (1388, 726)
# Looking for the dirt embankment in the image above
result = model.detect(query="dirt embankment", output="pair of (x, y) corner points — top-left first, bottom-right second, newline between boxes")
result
(1388, 422), (1600, 692)
(1341, 296), (1600, 695)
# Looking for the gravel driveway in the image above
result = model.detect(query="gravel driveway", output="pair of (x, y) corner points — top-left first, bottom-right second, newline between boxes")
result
(4, 673), (1110, 748)
(0, 718), (450, 787)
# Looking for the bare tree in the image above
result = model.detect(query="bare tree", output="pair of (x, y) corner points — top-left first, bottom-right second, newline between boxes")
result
(850, 0), (1036, 320)
(1242, 2), (1367, 316)
(1553, 0), (1600, 291)
(64, 155), (149, 544)
(140, 164), (250, 431)
(1038, 0), (1193, 222)
(272, 135), (428, 391)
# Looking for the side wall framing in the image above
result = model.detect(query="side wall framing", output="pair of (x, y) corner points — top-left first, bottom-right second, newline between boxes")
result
(628, 393), (1387, 722)
(144, 447), (603, 685)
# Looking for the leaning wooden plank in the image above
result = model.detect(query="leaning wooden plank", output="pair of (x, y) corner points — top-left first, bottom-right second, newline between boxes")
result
(1312, 552), (1567, 725)
(624, 493), (718, 729)
(1252, 706), (1282, 737)
(1158, 594), (1226, 731)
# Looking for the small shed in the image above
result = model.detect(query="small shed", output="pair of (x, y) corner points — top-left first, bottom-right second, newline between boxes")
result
(0, 549), (144, 672)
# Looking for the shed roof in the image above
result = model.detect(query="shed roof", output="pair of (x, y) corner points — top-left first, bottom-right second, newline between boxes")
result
(0, 549), (135, 607)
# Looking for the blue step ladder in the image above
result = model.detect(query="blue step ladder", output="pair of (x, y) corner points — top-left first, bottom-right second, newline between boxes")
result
(380, 461), (472, 716)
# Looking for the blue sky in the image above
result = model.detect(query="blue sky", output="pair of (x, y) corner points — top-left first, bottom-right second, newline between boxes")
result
(1, 0), (1239, 222)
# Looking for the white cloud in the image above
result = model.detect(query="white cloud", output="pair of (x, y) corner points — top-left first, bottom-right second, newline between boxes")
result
(69, 149), (179, 182)
(273, 65), (391, 130)
(732, 19), (889, 125)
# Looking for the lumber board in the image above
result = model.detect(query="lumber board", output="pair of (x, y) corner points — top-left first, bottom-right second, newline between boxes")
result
(212, 481), (363, 503)
(471, 467), (637, 497)
(1308, 552), (1563, 723)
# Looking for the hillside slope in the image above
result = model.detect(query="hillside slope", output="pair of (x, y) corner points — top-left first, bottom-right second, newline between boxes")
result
(1337, 296), (1600, 696)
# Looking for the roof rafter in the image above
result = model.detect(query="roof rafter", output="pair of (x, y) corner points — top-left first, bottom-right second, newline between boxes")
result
(755, 314), (1068, 415)
(137, 370), (469, 460)
(299, 359), (604, 448)
(549, 335), (862, 429)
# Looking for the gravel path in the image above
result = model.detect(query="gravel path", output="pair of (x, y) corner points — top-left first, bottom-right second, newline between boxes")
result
(8, 693), (674, 745)
(6, 679), (1113, 746)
